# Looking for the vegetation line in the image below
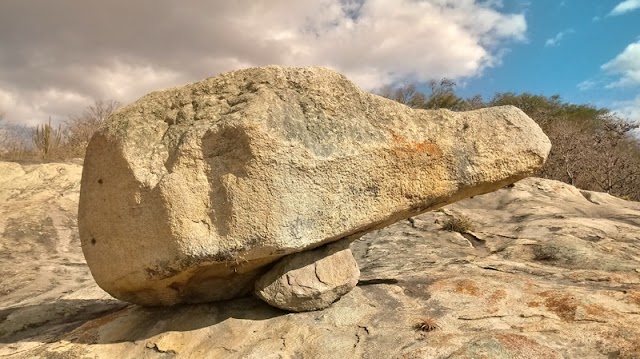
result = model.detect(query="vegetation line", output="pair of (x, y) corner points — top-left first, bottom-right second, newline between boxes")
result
(380, 81), (640, 201)
(1, 81), (639, 201)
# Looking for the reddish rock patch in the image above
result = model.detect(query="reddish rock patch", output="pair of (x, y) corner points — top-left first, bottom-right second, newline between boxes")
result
(488, 289), (507, 305)
(539, 291), (578, 321)
(453, 279), (482, 297)
(627, 291), (640, 307)
(494, 334), (563, 359)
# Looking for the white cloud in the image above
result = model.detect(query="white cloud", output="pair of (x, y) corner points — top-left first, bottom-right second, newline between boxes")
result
(577, 80), (596, 91)
(602, 41), (640, 88)
(0, 87), (92, 127)
(612, 95), (640, 139)
(0, 0), (527, 126)
(544, 29), (574, 47)
(609, 0), (640, 16)
(90, 62), (184, 101)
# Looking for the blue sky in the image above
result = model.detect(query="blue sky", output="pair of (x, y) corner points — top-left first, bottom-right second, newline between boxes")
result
(458, 0), (640, 117)
(0, 0), (638, 126)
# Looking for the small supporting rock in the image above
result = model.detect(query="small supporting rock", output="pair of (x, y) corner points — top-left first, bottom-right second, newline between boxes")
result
(255, 239), (360, 312)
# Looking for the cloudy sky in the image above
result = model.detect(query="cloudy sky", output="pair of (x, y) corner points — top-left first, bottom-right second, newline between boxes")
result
(0, 0), (638, 126)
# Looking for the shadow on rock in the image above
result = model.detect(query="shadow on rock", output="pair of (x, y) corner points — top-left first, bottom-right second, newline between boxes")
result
(63, 295), (287, 345)
(0, 299), (128, 344)
(0, 296), (287, 346)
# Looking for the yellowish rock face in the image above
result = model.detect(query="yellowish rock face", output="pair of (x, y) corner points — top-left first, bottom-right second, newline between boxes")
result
(3, 163), (640, 358)
(78, 66), (550, 305)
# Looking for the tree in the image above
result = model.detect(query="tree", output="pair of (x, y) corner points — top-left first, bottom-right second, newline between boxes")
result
(0, 111), (6, 150)
(0, 111), (32, 160)
(378, 83), (427, 109)
(538, 119), (588, 186)
(461, 94), (485, 111)
(378, 79), (464, 110)
(584, 118), (640, 196)
(423, 79), (465, 110)
(65, 99), (120, 157)
(380, 84), (640, 200)
(490, 92), (640, 200)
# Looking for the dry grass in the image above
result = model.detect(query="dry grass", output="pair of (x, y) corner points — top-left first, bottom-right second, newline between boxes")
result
(413, 317), (440, 332)
(441, 214), (474, 233)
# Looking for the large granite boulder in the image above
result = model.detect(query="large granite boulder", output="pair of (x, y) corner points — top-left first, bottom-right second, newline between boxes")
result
(78, 66), (550, 306)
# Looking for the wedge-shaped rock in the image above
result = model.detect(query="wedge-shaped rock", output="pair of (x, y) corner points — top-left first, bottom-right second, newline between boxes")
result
(255, 239), (359, 312)
(79, 66), (550, 306)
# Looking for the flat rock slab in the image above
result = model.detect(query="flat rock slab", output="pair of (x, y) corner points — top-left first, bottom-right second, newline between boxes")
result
(2, 164), (640, 358)
(78, 66), (550, 305)
(255, 239), (359, 312)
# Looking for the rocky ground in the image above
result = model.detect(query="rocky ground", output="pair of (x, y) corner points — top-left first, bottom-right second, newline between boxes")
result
(1, 161), (639, 358)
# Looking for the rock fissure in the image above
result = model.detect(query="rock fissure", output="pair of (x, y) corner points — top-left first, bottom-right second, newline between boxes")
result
(145, 343), (176, 355)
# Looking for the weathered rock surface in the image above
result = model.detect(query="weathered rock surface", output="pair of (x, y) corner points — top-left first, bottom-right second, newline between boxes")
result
(0, 161), (126, 357)
(255, 239), (359, 312)
(2, 163), (640, 358)
(79, 66), (550, 305)
(0, 161), (93, 308)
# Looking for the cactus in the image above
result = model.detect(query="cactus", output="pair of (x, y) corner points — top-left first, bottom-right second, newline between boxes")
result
(32, 117), (62, 159)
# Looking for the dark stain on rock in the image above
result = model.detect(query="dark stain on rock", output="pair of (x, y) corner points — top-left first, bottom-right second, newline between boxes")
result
(393, 278), (436, 299)
(365, 185), (380, 197)
(539, 291), (578, 321)
(201, 125), (254, 238)
(357, 278), (399, 286)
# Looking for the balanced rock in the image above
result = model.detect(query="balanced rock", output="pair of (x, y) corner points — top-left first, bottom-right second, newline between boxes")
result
(79, 66), (551, 306)
(255, 239), (359, 312)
